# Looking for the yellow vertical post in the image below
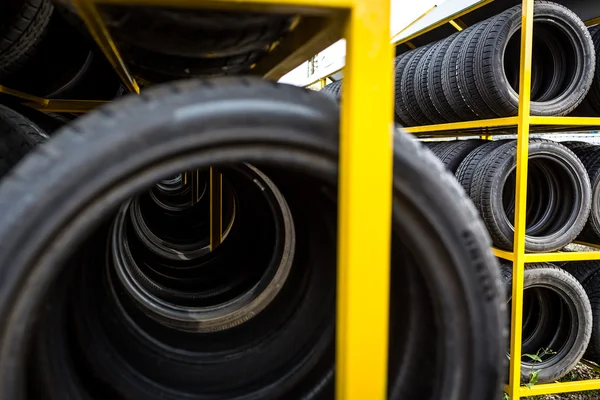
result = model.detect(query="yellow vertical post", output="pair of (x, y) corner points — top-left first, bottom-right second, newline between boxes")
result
(336, 0), (393, 398)
(508, 0), (535, 398)
(209, 167), (223, 251)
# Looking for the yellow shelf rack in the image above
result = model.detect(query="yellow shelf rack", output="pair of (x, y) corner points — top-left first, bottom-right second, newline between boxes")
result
(400, 0), (600, 398)
(1, 0), (394, 399)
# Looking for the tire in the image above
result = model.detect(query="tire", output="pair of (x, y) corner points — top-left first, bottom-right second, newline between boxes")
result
(441, 23), (481, 121)
(471, 139), (591, 252)
(0, 104), (47, 176)
(578, 270), (600, 362)
(457, 18), (497, 119)
(500, 262), (592, 384)
(101, 7), (294, 59)
(428, 33), (461, 122)
(563, 144), (600, 243)
(455, 140), (508, 195)
(414, 41), (445, 124)
(581, 26), (600, 115)
(320, 80), (342, 99)
(395, 50), (419, 126)
(2, 103), (67, 134)
(474, 2), (595, 117)
(0, 77), (505, 400)
(437, 140), (486, 173)
(562, 260), (600, 287)
(122, 44), (263, 82)
(0, 0), (53, 78)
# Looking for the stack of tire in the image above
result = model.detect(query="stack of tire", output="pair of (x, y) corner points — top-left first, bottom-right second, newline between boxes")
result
(55, 2), (297, 84)
(322, 1), (596, 127)
(0, 79), (508, 399)
(424, 137), (600, 384)
(0, 0), (123, 100)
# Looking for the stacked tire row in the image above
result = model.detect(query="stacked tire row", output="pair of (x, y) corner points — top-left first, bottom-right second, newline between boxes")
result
(426, 137), (600, 384)
(322, 1), (600, 126)
(0, 78), (509, 399)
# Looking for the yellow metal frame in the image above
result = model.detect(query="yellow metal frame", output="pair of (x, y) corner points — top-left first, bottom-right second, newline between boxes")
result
(18, 0), (391, 399)
(406, 0), (600, 397)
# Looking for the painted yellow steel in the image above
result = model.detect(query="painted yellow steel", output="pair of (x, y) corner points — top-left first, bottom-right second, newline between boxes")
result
(0, 85), (48, 105)
(585, 16), (600, 26)
(24, 99), (108, 113)
(519, 380), (600, 396)
(70, 0), (140, 94)
(395, 0), (495, 45)
(505, 0), (535, 398)
(492, 248), (514, 261)
(93, 0), (353, 10)
(525, 251), (600, 262)
(209, 168), (223, 251)
(404, 116), (518, 133)
(529, 115), (600, 126)
(449, 19), (464, 31)
(335, 0), (393, 398)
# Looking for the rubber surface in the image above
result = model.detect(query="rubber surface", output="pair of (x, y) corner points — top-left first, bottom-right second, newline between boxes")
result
(0, 77), (506, 400)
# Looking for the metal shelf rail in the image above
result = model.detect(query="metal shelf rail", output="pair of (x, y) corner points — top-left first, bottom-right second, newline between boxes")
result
(1, 0), (395, 399)
(399, 0), (600, 398)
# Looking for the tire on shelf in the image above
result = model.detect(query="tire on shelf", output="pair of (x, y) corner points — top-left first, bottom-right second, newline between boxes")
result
(101, 7), (295, 59)
(455, 140), (509, 195)
(320, 79), (342, 99)
(474, 2), (595, 117)
(0, 0), (53, 78)
(0, 78), (506, 400)
(427, 32), (461, 123)
(0, 104), (47, 176)
(437, 139), (486, 173)
(500, 262), (592, 384)
(2, 103), (69, 134)
(456, 18), (497, 119)
(576, 268), (600, 362)
(441, 23), (481, 121)
(395, 49), (419, 126)
(562, 143), (600, 243)
(471, 139), (591, 252)
(414, 41), (446, 124)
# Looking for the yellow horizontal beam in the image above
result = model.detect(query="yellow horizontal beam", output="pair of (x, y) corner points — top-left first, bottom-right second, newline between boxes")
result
(395, 0), (494, 45)
(585, 16), (600, 27)
(529, 116), (600, 126)
(519, 379), (600, 396)
(404, 117), (518, 133)
(493, 247), (514, 261)
(91, 0), (352, 13)
(0, 86), (48, 105)
(24, 99), (108, 113)
(524, 251), (600, 263)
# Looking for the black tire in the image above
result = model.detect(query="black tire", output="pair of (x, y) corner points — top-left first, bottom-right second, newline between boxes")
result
(581, 26), (600, 115)
(471, 139), (591, 252)
(122, 44), (263, 83)
(441, 23), (481, 121)
(1, 103), (67, 134)
(401, 45), (433, 126)
(500, 262), (592, 384)
(578, 270), (600, 362)
(457, 19), (497, 119)
(437, 140), (486, 173)
(563, 144), (600, 243)
(0, 104), (47, 175)
(0, 78), (505, 400)
(562, 260), (600, 287)
(455, 140), (508, 195)
(414, 41), (446, 124)
(0, 0), (53, 78)
(428, 33), (461, 122)
(101, 7), (294, 59)
(320, 79), (342, 99)
(474, 2), (595, 117)
(395, 50), (419, 126)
